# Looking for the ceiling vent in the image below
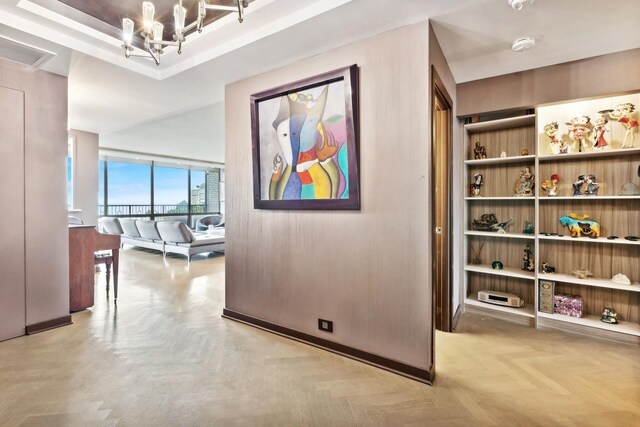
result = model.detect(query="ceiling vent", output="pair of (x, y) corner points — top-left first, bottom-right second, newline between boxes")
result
(0, 35), (56, 68)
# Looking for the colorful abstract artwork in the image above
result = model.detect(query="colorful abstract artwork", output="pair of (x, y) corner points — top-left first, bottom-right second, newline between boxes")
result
(251, 65), (359, 210)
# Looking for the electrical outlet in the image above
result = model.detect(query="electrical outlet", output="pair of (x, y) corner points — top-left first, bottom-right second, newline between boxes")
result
(318, 318), (333, 333)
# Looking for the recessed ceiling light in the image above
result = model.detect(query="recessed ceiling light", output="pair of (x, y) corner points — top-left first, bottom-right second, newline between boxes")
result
(512, 37), (536, 52)
(508, 0), (534, 10)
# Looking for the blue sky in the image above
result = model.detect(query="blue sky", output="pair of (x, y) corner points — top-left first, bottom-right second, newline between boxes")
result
(97, 162), (206, 205)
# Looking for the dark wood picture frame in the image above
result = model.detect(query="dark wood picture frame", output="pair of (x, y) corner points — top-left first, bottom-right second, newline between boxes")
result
(250, 64), (360, 210)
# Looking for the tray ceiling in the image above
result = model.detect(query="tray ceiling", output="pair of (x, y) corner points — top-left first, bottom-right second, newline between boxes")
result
(9, 0), (346, 79)
(56, 0), (252, 43)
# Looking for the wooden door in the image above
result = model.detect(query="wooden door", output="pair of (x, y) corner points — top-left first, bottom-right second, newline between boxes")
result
(432, 70), (453, 332)
(0, 87), (26, 341)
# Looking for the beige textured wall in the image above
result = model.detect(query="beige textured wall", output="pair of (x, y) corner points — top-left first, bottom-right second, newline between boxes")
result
(0, 60), (69, 326)
(0, 87), (26, 340)
(225, 23), (433, 370)
(70, 130), (99, 226)
(457, 48), (640, 116)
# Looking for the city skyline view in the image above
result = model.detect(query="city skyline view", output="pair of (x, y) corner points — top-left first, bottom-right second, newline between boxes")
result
(98, 161), (209, 206)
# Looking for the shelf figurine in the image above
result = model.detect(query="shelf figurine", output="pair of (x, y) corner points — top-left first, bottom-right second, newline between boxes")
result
(611, 273), (631, 285)
(471, 213), (498, 231)
(522, 220), (534, 234)
(583, 175), (599, 196)
(473, 141), (487, 159)
(541, 262), (555, 274)
(491, 260), (503, 270)
(541, 173), (560, 197)
(470, 242), (484, 265)
(572, 268), (593, 279)
(593, 115), (609, 149)
(621, 182), (639, 196)
(543, 121), (562, 155)
(521, 148), (529, 156)
(572, 175), (585, 196)
(522, 244), (534, 272)
(566, 115), (593, 152)
(607, 103), (637, 148)
(558, 138), (570, 154)
(601, 307), (619, 324)
(491, 219), (513, 234)
(470, 173), (483, 197)
(514, 166), (535, 196)
(500, 151), (507, 158)
(560, 213), (601, 238)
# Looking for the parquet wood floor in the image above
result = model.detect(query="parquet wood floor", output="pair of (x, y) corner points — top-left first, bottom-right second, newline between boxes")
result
(1, 248), (639, 426)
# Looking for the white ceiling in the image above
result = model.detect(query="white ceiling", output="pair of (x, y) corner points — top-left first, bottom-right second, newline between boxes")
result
(431, 0), (640, 83)
(0, 0), (639, 159)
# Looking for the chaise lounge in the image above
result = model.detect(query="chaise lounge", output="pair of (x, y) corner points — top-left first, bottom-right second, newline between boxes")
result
(100, 217), (224, 263)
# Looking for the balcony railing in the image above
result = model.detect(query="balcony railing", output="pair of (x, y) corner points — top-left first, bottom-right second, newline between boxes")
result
(98, 204), (207, 217)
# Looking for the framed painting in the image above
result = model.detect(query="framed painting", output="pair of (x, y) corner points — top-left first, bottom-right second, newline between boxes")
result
(250, 64), (359, 210)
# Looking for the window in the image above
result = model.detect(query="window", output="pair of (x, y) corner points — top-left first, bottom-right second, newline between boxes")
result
(154, 165), (188, 215)
(98, 157), (223, 228)
(219, 169), (225, 215)
(106, 161), (151, 216)
(67, 136), (74, 209)
(98, 160), (106, 216)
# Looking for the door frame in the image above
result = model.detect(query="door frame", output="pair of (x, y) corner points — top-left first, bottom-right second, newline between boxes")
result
(430, 66), (454, 333)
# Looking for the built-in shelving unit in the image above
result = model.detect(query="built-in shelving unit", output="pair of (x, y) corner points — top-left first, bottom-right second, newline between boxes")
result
(537, 312), (640, 339)
(464, 264), (535, 280)
(465, 196), (536, 201)
(462, 93), (640, 343)
(539, 196), (640, 200)
(538, 147), (640, 161)
(464, 154), (535, 166)
(465, 294), (535, 318)
(538, 235), (640, 246)
(544, 273), (640, 292)
(463, 114), (537, 325)
(464, 231), (535, 240)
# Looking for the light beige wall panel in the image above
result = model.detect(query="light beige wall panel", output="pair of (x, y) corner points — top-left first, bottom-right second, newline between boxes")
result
(225, 23), (432, 369)
(24, 66), (69, 324)
(70, 130), (99, 226)
(0, 87), (26, 340)
(458, 49), (640, 116)
(0, 60), (70, 325)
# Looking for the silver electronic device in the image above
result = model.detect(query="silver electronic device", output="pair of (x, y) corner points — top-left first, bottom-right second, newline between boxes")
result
(477, 290), (524, 308)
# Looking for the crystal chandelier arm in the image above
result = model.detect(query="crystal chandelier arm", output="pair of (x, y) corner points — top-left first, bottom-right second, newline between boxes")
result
(149, 40), (181, 47)
(204, 5), (237, 11)
(147, 47), (160, 65)
(122, 0), (248, 65)
(204, 0), (248, 23)
(182, 20), (199, 33)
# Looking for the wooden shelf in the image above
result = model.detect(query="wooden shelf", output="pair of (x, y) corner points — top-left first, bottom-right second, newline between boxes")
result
(538, 195), (640, 200)
(464, 154), (535, 165)
(465, 196), (536, 201)
(465, 295), (535, 318)
(464, 114), (535, 132)
(538, 147), (640, 162)
(465, 231), (535, 240)
(538, 235), (640, 246)
(537, 312), (640, 337)
(540, 273), (640, 292)
(465, 264), (535, 280)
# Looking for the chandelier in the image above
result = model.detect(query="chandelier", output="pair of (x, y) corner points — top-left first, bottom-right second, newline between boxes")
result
(122, 0), (248, 65)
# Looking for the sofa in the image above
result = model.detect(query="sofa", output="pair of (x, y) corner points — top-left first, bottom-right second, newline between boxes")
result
(195, 214), (224, 232)
(100, 217), (225, 263)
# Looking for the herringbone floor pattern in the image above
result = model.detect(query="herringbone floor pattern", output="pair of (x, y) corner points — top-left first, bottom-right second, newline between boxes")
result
(1, 249), (639, 426)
